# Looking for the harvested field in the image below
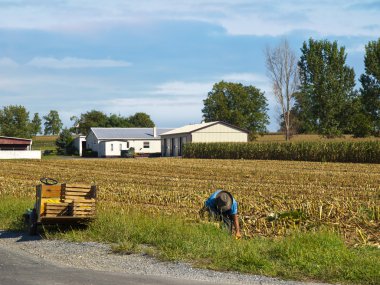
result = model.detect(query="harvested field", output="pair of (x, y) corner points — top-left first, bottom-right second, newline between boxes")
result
(0, 158), (378, 246)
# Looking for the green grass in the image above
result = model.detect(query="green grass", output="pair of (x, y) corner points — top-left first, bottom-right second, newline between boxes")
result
(0, 196), (34, 230)
(1, 197), (379, 285)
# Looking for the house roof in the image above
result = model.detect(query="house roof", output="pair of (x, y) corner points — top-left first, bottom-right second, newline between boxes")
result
(160, 121), (249, 136)
(90, 128), (173, 140)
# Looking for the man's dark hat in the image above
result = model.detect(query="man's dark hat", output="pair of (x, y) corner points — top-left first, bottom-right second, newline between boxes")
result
(215, 191), (233, 212)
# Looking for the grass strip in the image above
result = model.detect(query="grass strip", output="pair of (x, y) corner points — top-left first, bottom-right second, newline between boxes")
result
(48, 206), (380, 285)
(1, 197), (379, 285)
(0, 196), (33, 230)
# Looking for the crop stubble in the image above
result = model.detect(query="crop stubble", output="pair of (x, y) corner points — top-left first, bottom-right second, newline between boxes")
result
(0, 158), (378, 245)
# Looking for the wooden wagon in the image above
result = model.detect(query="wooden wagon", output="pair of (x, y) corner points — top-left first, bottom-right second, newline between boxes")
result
(25, 178), (97, 235)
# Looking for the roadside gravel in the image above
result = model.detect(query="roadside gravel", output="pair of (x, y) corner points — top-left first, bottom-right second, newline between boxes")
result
(0, 230), (330, 285)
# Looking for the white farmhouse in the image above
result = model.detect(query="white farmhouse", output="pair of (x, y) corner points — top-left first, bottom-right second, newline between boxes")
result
(86, 127), (172, 157)
(160, 121), (249, 157)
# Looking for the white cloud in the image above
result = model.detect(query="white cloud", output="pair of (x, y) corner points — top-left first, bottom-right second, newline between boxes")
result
(221, 72), (270, 89)
(26, 57), (131, 69)
(346, 44), (366, 54)
(152, 81), (213, 96)
(152, 73), (270, 98)
(104, 97), (200, 108)
(0, 1), (379, 37)
(222, 72), (266, 82)
(0, 57), (19, 68)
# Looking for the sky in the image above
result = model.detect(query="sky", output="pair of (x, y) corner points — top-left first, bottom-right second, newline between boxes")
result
(0, 0), (379, 132)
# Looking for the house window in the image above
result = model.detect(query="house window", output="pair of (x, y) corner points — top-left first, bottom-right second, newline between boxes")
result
(111, 144), (114, 151)
(143, 142), (150, 148)
(127, 142), (130, 148)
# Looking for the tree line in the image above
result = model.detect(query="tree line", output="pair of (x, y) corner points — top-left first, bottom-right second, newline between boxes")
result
(0, 107), (63, 138)
(0, 107), (155, 138)
(202, 38), (380, 139)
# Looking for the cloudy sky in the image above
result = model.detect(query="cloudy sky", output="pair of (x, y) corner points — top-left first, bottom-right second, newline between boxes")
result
(0, 0), (379, 131)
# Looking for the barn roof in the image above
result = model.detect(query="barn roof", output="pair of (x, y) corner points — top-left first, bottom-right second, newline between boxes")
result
(90, 128), (173, 140)
(0, 136), (32, 145)
(160, 121), (249, 136)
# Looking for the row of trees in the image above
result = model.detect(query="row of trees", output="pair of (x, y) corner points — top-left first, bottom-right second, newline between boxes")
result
(202, 38), (380, 139)
(70, 110), (154, 135)
(0, 106), (62, 138)
(0, 106), (155, 139)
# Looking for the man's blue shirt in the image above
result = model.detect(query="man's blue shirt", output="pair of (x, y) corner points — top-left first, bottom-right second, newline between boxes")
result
(205, 190), (238, 215)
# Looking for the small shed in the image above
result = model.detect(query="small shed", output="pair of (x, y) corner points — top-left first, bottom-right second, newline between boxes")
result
(73, 135), (86, 156)
(0, 136), (32, 150)
(160, 121), (249, 157)
(0, 136), (41, 159)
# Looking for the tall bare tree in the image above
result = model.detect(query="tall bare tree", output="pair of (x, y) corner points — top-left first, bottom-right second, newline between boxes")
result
(265, 40), (299, 140)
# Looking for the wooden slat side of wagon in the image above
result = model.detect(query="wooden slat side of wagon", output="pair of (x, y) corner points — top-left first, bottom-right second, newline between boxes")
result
(25, 181), (97, 235)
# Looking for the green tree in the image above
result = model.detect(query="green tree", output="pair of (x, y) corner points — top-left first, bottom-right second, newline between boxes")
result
(30, 113), (42, 136)
(359, 38), (380, 135)
(296, 39), (356, 137)
(43, 110), (63, 135)
(107, 114), (132, 128)
(75, 110), (109, 135)
(0, 105), (31, 138)
(202, 81), (269, 139)
(55, 128), (74, 155)
(349, 98), (373, 138)
(127, 112), (155, 127)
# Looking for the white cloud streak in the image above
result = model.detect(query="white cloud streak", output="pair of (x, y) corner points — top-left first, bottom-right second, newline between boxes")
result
(0, 56), (131, 70)
(152, 81), (213, 96)
(0, 1), (378, 37)
(0, 57), (19, 68)
(26, 57), (131, 69)
(152, 73), (271, 97)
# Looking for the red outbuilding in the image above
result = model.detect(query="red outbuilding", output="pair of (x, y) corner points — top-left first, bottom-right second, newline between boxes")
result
(0, 136), (32, 150)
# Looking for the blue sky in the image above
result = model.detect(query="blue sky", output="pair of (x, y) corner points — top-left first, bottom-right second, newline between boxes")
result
(0, 1), (379, 131)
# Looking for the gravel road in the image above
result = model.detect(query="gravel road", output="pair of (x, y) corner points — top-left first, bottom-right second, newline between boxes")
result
(0, 230), (331, 285)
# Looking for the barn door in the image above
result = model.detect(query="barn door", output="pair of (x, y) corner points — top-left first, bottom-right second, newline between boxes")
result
(171, 138), (175, 156)
(178, 137), (183, 156)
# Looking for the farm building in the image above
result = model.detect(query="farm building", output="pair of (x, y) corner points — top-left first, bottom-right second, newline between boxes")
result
(160, 121), (249, 157)
(0, 136), (41, 159)
(73, 135), (86, 156)
(86, 127), (173, 157)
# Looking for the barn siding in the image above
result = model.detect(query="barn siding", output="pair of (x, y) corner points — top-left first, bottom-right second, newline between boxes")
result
(160, 122), (248, 157)
(192, 132), (248, 142)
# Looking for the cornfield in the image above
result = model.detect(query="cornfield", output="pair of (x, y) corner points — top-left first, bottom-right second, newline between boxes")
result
(183, 141), (380, 163)
(0, 158), (378, 246)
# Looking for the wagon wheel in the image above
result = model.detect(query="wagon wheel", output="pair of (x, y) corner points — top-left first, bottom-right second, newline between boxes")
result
(27, 209), (38, 236)
(40, 177), (58, 185)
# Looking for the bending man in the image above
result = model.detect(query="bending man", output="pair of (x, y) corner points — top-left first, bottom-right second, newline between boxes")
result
(201, 190), (241, 238)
